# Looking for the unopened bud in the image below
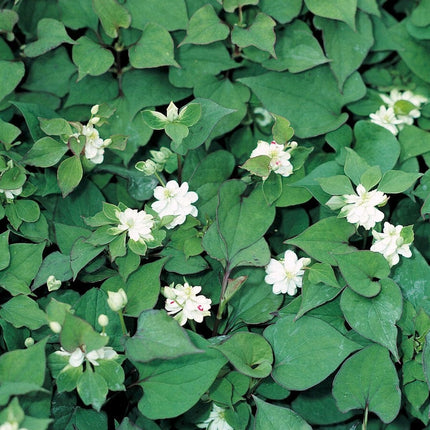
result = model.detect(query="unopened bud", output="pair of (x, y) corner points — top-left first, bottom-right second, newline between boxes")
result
(107, 288), (128, 312)
(49, 321), (62, 333)
(24, 337), (34, 347)
(289, 140), (298, 149)
(90, 116), (100, 125)
(166, 101), (179, 122)
(91, 104), (100, 115)
(98, 314), (109, 327)
(135, 159), (158, 176)
(47, 275), (61, 292)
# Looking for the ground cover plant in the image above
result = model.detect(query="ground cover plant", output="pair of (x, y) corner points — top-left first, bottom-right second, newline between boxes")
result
(0, 0), (430, 429)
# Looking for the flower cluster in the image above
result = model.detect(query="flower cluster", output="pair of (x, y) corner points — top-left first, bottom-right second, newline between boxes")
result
(250, 139), (297, 178)
(135, 146), (174, 175)
(197, 403), (233, 430)
(370, 89), (427, 135)
(55, 345), (118, 367)
(152, 180), (198, 229)
(370, 222), (413, 267)
(116, 208), (155, 243)
(70, 104), (112, 164)
(326, 184), (388, 230)
(163, 282), (211, 326)
(265, 250), (311, 296)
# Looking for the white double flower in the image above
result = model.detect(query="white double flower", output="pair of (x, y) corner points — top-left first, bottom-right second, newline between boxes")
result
(116, 208), (155, 243)
(56, 345), (118, 367)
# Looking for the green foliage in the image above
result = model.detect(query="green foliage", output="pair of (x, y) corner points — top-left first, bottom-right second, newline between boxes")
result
(0, 0), (429, 428)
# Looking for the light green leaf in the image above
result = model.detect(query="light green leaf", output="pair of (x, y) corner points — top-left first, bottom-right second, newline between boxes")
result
(285, 217), (356, 265)
(264, 315), (361, 390)
(317, 175), (354, 195)
(126, 310), (202, 362)
(315, 12), (373, 90)
(129, 22), (179, 69)
(0, 166), (26, 190)
(263, 20), (328, 73)
(378, 170), (422, 194)
(336, 251), (391, 298)
(304, 0), (357, 30)
(254, 397), (312, 430)
(182, 5), (230, 45)
(23, 18), (75, 57)
(72, 36), (114, 80)
(92, 0), (131, 38)
(39, 117), (73, 136)
(272, 114), (294, 143)
(241, 155), (271, 177)
(165, 122), (189, 144)
(332, 344), (401, 423)
(0, 9), (18, 33)
(24, 137), (68, 167)
(341, 279), (402, 360)
(0, 295), (47, 330)
(0, 118), (20, 147)
(14, 199), (40, 222)
(360, 166), (382, 191)
(215, 332), (273, 378)
(77, 368), (108, 411)
(239, 67), (365, 138)
(57, 156), (83, 197)
(178, 103), (202, 127)
(231, 13), (276, 56)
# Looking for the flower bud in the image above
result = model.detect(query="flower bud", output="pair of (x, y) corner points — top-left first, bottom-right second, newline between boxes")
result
(107, 288), (128, 312)
(166, 101), (179, 122)
(90, 116), (100, 125)
(135, 159), (158, 175)
(47, 275), (61, 292)
(49, 321), (62, 333)
(289, 140), (298, 149)
(91, 104), (100, 115)
(24, 337), (34, 347)
(98, 314), (109, 327)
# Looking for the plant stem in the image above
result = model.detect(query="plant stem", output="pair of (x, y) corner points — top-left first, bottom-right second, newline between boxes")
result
(118, 310), (128, 336)
(212, 264), (231, 336)
(362, 404), (369, 430)
(188, 319), (197, 332)
(177, 154), (182, 185)
(154, 171), (166, 187)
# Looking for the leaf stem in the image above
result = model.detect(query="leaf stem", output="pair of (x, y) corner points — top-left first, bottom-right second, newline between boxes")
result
(362, 404), (369, 430)
(154, 171), (166, 187)
(118, 310), (128, 336)
(212, 264), (231, 336)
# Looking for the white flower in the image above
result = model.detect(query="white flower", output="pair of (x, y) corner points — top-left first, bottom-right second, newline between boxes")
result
(152, 180), (198, 229)
(107, 288), (128, 312)
(265, 250), (311, 295)
(82, 124), (111, 164)
(163, 282), (211, 326)
(250, 140), (294, 177)
(370, 222), (412, 266)
(369, 106), (402, 135)
(47, 275), (61, 292)
(197, 404), (233, 430)
(339, 184), (388, 230)
(55, 345), (118, 367)
(116, 208), (155, 242)
(0, 187), (22, 200)
(0, 422), (27, 430)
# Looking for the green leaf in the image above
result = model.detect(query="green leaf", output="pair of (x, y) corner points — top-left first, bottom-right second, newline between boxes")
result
(0, 242), (44, 295)
(23, 18), (75, 57)
(272, 114), (294, 143)
(0, 118), (20, 147)
(285, 217), (356, 265)
(125, 0), (188, 31)
(254, 396), (312, 430)
(92, 0), (131, 38)
(332, 344), (401, 423)
(335, 251), (391, 297)
(72, 36), (114, 80)
(223, 0), (259, 12)
(77, 368), (108, 412)
(304, 0), (357, 30)
(126, 310), (202, 362)
(398, 125), (430, 162)
(165, 122), (189, 144)
(61, 312), (108, 353)
(0, 166), (26, 190)
(353, 121), (400, 173)
(378, 170), (422, 194)
(215, 332), (273, 378)
(260, 0), (303, 24)
(58, 0), (99, 30)
(0, 295), (47, 330)
(178, 103), (202, 127)
(343, 147), (370, 185)
(94, 359), (125, 392)
(0, 60), (25, 103)
(0, 337), (48, 387)
(341, 279), (402, 360)
(241, 155), (271, 177)
(263, 20), (328, 73)
(317, 175), (354, 195)
(315, 12), (373, 90)
(57, 156), (83, 197)
(0, 9), (18, 33)
(0, 231), (9, 271)
(125, 258), (166, 317)
(181, 5), (230, 45)
(239, 67), (365, 138)
(14, 199), (40, 222)
(264, 315), (361, 390)
(360, 166), (382, 191)
(32, 252), (73, 289)
(129, 22), (179, 69)
(135, 332), (227, 419)
(70, 238), (105, 279)
(39, 117), (72, 136)
(231, 13), (276, 57)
